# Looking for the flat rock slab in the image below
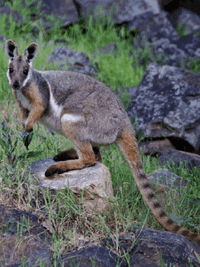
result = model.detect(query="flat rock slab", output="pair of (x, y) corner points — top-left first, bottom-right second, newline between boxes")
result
(30, 158), (113, 213)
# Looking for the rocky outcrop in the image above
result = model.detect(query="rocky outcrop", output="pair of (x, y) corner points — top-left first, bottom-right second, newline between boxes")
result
(127, 64), (200, 154)
(1, 203), (200, 267)
(47, 46), (97, 76)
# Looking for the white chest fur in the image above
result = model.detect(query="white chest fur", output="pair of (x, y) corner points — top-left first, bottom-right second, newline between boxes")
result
(40, 89), (63, 135)
(16, 90), (31, 110)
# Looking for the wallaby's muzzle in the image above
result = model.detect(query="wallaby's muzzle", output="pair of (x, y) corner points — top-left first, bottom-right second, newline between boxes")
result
(12, 80), (20, 90)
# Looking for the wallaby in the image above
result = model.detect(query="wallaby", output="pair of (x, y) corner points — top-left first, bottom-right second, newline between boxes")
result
(5, 40), (200, 246)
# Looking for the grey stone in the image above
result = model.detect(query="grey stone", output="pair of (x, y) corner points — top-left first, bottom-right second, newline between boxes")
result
(158, 149), (200, 170)
(168, 7), (200, 35)
(22, 0), (78, 28)
(147, 168), (190, 189)
(48, 46), (97, 76)
(30, 159), (113, 213)
(76, 0), (160, 24)
(0, 205), (52, 267)
(138, 139), (175, 155)
(129, 227), (200, 267)
(0, 6), (22, 23)
(127, 63), (200, 153)
(61, 246), (126, 267)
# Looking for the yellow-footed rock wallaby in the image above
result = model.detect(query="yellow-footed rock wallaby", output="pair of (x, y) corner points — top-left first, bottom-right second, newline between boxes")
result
(5, 40), (200, 246)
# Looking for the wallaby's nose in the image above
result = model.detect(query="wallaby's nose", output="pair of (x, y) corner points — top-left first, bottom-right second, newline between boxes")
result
(13, 81), (20, 90)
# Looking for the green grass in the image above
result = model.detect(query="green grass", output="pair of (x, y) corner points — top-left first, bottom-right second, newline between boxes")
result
(0, 0), (200, 266)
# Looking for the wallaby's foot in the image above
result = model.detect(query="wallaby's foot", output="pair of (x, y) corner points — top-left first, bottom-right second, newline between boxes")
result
(53, 147), (102, 162)
(45, 163), (65, 177)
(45, 159), (96, 177)
(53, 148), (78, 161)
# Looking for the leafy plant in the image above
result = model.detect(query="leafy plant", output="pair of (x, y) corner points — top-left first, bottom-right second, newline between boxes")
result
(0, 122), (41, 167)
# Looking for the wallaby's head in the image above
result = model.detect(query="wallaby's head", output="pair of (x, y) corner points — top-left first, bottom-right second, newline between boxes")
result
(5, 40), (38, 90)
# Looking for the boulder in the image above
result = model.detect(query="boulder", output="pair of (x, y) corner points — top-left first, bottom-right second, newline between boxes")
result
(139, 139), (175, 155)
(127, 63), (200, 154)
(0, 205), (52, 266)
(158, 149), (200, 170)
(48, 46), (97, 76)
(30, 159), (113, 213)
(75, 0), (160, 24)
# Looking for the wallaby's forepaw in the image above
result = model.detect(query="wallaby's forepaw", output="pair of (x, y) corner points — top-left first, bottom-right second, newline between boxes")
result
(45, 164), (64, 177)
(23, 123), (33, 132)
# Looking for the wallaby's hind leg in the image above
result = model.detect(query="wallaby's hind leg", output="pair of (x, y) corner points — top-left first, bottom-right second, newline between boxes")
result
(53, 147), (102, 162)
(45, 121), (96, 177)
(53, 148), (78, 161)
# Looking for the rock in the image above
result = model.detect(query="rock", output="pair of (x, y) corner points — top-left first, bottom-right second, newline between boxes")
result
(91, 43), (117, 57)
(147, 168), (189, 189)
(127, 85), (139, 98)
(30, 159), (113, 213)
(128, 8), (200, 69)
(60, 246), (127, 267)
(0, 34), (6, 42)
(0, 205), (52, 266)
(158, 149), (200, 170)
(146, 168), (190, 208)
(65, 229), (200, 267)
(128, 11), (179, 43)
(168, 7), (200, 35)
(20, 0), (78, 28)
(0, 236), (52, 267)
(76, 0), (160, 24)
(178, 0), (200, 17)
(139, 139), (175, 155)
(0, 6), (22, 23)
(128, 227), (200, 267)
(48, 46), (97, 76)
(127, 63), (200, 154)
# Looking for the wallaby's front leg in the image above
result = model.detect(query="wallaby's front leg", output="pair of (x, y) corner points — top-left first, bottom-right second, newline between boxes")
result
(23, 84), (45, 132)
(45, 121), (96, 177)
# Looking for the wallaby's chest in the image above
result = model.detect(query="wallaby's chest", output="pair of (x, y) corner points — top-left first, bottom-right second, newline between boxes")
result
(16, 90), (31, 110)
(16, 88), (63, 134)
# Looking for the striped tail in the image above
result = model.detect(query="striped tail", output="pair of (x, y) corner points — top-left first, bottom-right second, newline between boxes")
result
(115, 126), (200, 246)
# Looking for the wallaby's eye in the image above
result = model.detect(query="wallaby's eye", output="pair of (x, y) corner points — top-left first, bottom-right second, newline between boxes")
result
(23, 69), (28, 75)
(9, 68), (13, 74)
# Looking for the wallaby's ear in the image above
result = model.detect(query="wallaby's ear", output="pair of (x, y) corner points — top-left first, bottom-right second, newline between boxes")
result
(5, 40), (18, 59)
(24, 43), (38, 62)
